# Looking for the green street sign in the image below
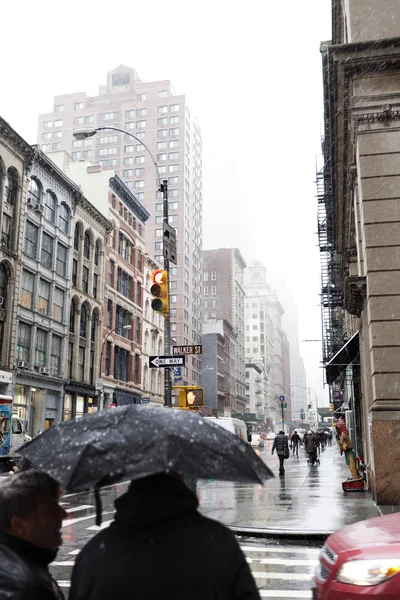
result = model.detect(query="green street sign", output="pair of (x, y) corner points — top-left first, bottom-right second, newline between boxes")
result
(284, 403), (288, 408)
(300, 413), (305, 419)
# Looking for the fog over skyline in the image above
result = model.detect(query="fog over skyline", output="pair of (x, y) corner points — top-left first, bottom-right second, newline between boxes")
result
(1, 0), (332, 404)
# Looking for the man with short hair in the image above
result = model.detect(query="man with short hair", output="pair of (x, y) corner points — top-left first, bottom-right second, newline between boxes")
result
(272, 430), (289, 475)
(0, 470), (67, 599)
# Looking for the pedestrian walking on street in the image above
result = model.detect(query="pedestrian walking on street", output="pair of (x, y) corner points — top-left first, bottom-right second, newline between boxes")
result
(69, 473), (260, 600)
(272, 430), (289, 475)
(0, 470), (67, 600)
(305, 431), (318, 466)
(291, 430), (300, 457)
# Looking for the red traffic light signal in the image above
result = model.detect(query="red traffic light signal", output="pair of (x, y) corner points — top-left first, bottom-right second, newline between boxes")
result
(150, 270), (168, 314)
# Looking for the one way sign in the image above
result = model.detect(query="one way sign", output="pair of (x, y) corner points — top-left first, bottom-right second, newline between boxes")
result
(149, 355), (185, 368)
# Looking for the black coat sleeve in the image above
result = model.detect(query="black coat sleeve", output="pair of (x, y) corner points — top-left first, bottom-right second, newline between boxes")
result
(18, 587), (63, 600)
(232, 543), (261, 600)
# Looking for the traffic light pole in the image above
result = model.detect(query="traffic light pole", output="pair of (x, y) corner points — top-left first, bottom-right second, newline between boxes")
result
(161, 179), (172, 408)
(280, 402), (284, 428)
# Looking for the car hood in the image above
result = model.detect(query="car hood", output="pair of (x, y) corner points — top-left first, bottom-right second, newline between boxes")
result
(329, 513), (400, 552)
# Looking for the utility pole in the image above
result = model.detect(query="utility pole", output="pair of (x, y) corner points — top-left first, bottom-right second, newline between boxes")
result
(161, 179), (172, 408)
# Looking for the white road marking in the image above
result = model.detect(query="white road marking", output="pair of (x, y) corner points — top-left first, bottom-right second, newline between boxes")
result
(87, 519), (114, 531)
(57, 581), (71, 588)
(68, 549), (80, 555)
(260, 558), (319, 566)
(65, 504), (93, 513)
(61, 481), (129, 499)
(52, 561), (75, 566)
(252, 572), (312, 581)
(259, 592), (312, 598)
(62, 510), (114, 527)
(240, 546), (320, 555)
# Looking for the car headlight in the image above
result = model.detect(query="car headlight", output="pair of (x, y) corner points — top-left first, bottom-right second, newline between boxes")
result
(337, 559), (400, 586)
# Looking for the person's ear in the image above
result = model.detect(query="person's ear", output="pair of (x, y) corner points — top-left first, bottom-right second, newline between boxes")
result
(10, 515), (29, 538)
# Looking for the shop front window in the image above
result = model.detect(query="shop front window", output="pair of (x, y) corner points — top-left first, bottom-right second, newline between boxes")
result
(63, 394), (72, 421)
(76, 395), (85, 418)
(13, 385), (27, 421)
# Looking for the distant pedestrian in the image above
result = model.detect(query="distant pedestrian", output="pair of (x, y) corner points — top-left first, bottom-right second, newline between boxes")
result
(70, 473), (260, 600)
(272, 430), (289, 475)
(291, 431), (300, 457)
(305, 431), (318, 466)
(327, 431), (333, 446)
(0, 470), (67, 599)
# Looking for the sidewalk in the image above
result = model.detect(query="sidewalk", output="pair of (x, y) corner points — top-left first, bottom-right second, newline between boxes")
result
(198, 444), (380, 536)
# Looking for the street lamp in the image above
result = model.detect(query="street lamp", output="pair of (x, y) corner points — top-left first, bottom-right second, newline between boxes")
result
(98, 324), (131, 410)
(74, 126), (172, 408)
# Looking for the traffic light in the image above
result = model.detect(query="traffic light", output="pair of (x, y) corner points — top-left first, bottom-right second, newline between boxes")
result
(150, 270), (168, 315)
(185, 388), (204, 408)
(308, 403), (312, 412)
(329, 403), (334, 412)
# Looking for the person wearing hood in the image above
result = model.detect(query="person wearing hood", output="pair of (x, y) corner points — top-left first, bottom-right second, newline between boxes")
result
(271, 430), (289, 476)
(304, 431), (318, 466)
(69, 472), (260, 600)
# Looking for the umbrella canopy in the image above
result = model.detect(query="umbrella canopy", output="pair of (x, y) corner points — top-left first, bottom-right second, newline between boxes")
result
(19, 405), (273, 492)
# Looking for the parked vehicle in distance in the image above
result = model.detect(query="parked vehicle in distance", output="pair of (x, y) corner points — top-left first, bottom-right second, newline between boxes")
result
(250, 434), (264, 449)
(204, 417), (248, 442)
(313, 512), (400, 599)
(266, 432), (276, 440)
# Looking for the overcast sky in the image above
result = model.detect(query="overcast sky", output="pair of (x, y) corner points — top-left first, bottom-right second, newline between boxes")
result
(1, 0), (332, 405)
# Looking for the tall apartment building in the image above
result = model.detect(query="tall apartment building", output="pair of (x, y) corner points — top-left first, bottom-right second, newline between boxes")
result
(244, 261), (287, 427)
(37, 64), (203, 386)
(203, 248), (246, 413)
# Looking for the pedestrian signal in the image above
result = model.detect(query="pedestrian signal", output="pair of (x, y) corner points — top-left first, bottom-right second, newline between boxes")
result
(329, 403), (334, 412)
(150, 269), (168, 315)
(185, 388), (204, 408)
(307, 404), (312, 411)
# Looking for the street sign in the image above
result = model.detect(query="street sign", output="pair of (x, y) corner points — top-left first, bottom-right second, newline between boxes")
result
(172, 367), (182, 382)
(95, 380), (103, 392)
(300, 408), (305, 413)
(163, 222), (177, 265)
(141, 397), (150, 404)
(173, 345), (202, 355)
(279, 395), (285, 402)
(283, 403), (288, 408)
(149, 355), (185, 368)
(300, 413), (305, 420)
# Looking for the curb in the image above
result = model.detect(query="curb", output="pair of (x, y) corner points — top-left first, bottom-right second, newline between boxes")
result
(229, 525), (332, 541)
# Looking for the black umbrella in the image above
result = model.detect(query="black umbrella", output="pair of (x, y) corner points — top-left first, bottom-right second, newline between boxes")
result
(20, 406), (273, 522)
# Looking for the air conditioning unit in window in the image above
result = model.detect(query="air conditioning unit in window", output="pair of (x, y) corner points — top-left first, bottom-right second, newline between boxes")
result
(35, 204), (43, 213)
(39, 367), (48, 375)
(18, 361), (28, 369)
(26, 197), (34, 206)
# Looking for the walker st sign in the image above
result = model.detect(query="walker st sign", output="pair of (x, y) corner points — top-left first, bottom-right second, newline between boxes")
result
(172, 345), (202, 355)
(149, 355), (186, 369)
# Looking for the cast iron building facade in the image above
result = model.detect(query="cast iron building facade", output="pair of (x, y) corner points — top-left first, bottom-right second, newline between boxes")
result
(37, 65), (203, 386)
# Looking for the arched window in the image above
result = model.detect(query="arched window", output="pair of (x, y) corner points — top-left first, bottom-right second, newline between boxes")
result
(44, 191), (56, 223)
(4, 169), (18, 206)
(69, 300), (76, 333)
(94, 240), (101, 266)
(91, 310), (99, 343)
(83, 232), (91, 260)
(80, 304), (88, 338)
(74, 224), (80, 251)
(0, 263), (8, 307)
(58, 203), (70, 234)
(28, 178), (41, 204)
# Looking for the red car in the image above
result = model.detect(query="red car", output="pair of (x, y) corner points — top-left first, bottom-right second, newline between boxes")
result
(313, 513), (400, 599)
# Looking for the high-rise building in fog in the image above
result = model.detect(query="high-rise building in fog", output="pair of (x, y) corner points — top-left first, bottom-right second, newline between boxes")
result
(37, 65), (203, 386)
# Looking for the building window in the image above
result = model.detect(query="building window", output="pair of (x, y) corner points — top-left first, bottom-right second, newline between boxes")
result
(98, 159), (117, 168)
(74, 224), (80, 251)
(135, 156), (145, 165)
(137, 93), (146, 101)
(170, 116), (179, 125)
(169, 152), (179, 160)
(82, 266), (89, 294)
(75, 102), (84, 110)
(41, 232), (53, 270)
(101, 112), (117, 121)
(35, 329), (47, 367)
(117, 268), (133, 300)
(98, 147), (117, 156)
(38, 279), (50, 315)
(43, 191), (56, 223)
(113, 346), (130, 381)
(134, 180), (144, 189)
(136, 120), (146, 129)
(170, 104), (179, 113)
(134, 354), (140, 383)
(78, 347), (85, 382)
(105, 340), (112, 376)
(170, 140), (179, 149)
(136, 281), (142, 306)
(158, 129), (167, 138)
(20, 270), (34, 309)
(123, 169), (133, 177)
(125, 109), (135, 119)
(80, 304), (88, 338)
(53, 288), (64, 322)
(72, 259), (78, 287)
(135, 168), (144, 177)
(93, 273), (98, 299)
(94, 241), (101, 267)
(17, 323), (31, 363)
(159, 90), (168, 98)
(169, 128), (179, 137)
(169, 164), (179, 173)
(58, 203), (70, 234)
(124, 157), (134, 166)
(109, 260), (115, 287)
(211, 271), (216, 280)
(24, 221), (38, 258)
(56, 243), (68, 277)
(170, 295), (177, 304)
(83, 231), (91, 260)
(50, 335), (62, 377)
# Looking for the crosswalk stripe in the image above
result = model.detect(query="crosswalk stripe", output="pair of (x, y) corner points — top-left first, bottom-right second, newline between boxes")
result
(65, 504), (93, 513)
(52, 561), (74, 566)
(87, 519), (114, 531)
(68, 549), (80, 555)
(260, 559), (318, 566)
(252, 572), (312, 581)
(62, 511), (113, 527)
(57, 581), (71, 588)
(259, 592), (312, 598)
(240, 546), (320, 555)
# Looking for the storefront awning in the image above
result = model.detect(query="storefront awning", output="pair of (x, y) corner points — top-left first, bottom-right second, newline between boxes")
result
(326, 331), (360, 385)
(113, 389), (142, 406)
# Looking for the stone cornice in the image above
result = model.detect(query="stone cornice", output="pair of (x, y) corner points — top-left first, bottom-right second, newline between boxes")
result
(76, 194), (113, 232)
(32, 147), (81, 198)
(0, 117), (34, 166)
(109, 175), (150, 223)
(355, 104), (400, 129)
(344, 275), (366, 318)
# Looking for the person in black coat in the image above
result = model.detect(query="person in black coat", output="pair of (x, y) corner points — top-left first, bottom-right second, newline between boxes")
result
(69, 473), (260, 600)
(271, 430), (289, 475)
(0, 470), (67, 600)
(291, 431), (301, 457)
